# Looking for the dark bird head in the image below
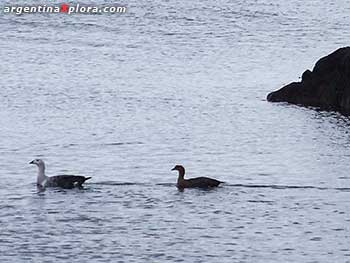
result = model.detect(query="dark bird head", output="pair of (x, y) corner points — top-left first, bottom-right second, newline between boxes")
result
(171, 165), (185, 174)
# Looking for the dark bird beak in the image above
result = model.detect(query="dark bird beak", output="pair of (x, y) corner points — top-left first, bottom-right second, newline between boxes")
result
(29, 160), (34, 164)
(171, 167), (176, 171)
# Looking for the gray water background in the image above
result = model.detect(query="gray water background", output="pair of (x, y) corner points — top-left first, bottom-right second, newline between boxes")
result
(0, 0), (349, 262)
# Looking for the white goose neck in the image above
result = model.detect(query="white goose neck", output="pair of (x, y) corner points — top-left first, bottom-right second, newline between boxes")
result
(37, 164), (48, 186)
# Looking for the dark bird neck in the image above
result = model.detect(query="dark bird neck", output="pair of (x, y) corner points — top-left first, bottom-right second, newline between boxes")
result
(177, 167), (185, 182)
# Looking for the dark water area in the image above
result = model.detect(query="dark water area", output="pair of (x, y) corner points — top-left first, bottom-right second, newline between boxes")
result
(0, 0), (350, 262)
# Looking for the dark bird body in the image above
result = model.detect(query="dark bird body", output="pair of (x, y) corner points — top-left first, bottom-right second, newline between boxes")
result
(181, 177), (221, 188)
(171, 165), (223, 189)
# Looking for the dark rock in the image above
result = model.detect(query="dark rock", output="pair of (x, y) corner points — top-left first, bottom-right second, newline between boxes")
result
(301, 69), (312, 82)
(267, 47), (350, 113)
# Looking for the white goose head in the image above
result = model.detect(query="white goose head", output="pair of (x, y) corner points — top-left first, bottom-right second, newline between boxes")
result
(29, 158), (45, 168)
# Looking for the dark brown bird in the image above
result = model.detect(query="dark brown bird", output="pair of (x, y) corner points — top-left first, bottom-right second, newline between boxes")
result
(171, 165), (223, 189)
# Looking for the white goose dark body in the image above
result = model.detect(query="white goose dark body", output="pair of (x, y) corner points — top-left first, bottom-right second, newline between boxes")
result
(30, 159), (91, 189)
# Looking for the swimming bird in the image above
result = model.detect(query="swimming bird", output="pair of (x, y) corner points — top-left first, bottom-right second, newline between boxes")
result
(29, 159), (91, 189)
(171, 165), (223, 189)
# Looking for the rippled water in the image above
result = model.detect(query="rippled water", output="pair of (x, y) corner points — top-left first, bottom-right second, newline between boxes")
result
(1, 0), (350, 262)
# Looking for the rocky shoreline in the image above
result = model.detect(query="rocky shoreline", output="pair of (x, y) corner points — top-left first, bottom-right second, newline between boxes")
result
(267, 47), (350, 114)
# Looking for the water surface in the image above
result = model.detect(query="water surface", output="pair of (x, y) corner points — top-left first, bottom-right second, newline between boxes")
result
(0, 0), (350, 262)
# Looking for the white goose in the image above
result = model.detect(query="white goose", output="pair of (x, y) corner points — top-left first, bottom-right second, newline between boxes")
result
(29, 159), (91, 189)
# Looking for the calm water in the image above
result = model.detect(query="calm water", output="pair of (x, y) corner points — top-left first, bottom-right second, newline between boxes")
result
(0, 0), (350, 262)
